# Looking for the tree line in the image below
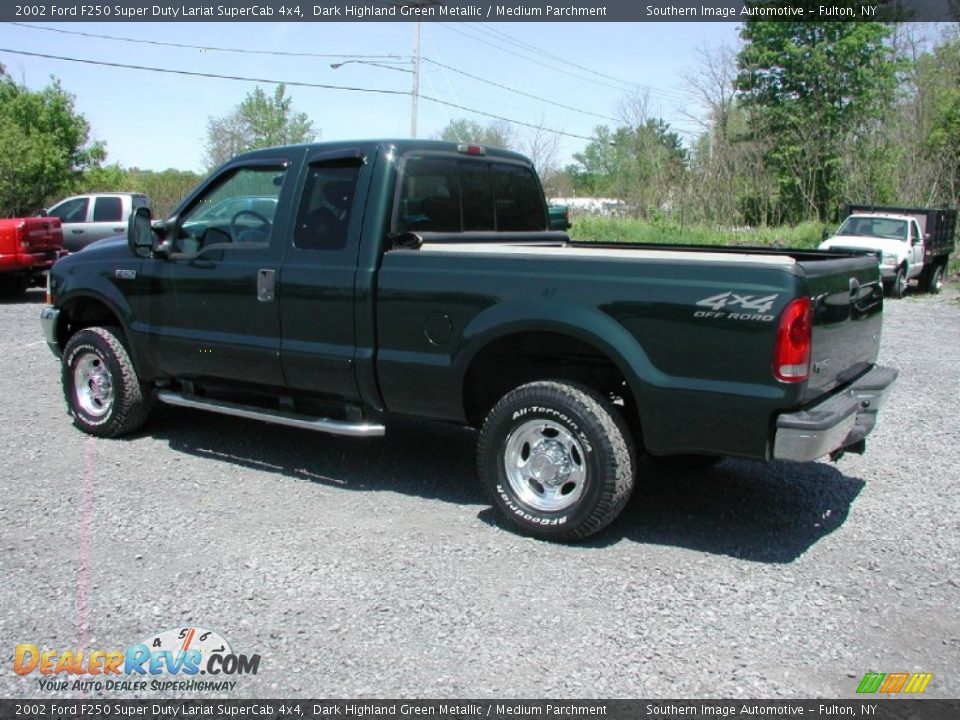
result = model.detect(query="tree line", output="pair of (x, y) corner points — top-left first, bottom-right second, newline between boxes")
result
(2, 21), (957, 227)
(561, 21), (959, 225)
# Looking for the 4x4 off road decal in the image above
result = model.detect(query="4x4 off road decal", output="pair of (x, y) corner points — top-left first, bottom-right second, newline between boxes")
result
(694, 291), (780, 322)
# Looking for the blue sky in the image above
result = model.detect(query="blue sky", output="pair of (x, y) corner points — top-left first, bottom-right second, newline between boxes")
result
(0, 21), (742, 173)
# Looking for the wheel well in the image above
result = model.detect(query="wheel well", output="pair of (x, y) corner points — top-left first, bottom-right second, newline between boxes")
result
(57, 297), (124, 350)
(462, 331), (638, 431)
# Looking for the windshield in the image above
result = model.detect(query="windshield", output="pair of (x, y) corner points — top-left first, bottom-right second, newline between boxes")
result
(837, 216), (908, 241)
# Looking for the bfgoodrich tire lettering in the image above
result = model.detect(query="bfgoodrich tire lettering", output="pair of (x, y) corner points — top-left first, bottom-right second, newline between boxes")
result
(477, 380), (635, 541)
(62, 326), (154, 438)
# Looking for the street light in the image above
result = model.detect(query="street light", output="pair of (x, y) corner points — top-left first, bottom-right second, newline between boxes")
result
(330, 45), (420, 139)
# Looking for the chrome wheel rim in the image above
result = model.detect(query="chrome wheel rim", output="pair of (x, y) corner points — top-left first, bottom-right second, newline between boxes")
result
(74, 352), (114, 418)
(504, 419), (587, 512)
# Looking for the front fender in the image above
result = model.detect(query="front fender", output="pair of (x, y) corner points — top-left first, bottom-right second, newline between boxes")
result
(54, 270), (146, 374)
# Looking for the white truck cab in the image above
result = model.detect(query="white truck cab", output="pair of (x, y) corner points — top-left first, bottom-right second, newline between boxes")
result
(819, 205), (956, 298)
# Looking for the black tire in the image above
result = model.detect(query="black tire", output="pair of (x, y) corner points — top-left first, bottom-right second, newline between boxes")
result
(887, 266), (907, 299)
(922, 263), (944, 295)
(477, 380), (635, 542)
(62, 326), (154, 438)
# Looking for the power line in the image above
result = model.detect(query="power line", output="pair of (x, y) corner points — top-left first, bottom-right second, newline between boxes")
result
(0, 47), (596, 142)
(472, 22), (693, 102)
(422, 58), (619, 123)
(7, 22), (404, 60)
(11, 20), (620, 124)
(0, 47), (408, 95)
(436, 22), (692, 106)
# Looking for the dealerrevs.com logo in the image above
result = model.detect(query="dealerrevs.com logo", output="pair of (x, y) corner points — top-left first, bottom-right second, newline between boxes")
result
(14, 626), (261, 692)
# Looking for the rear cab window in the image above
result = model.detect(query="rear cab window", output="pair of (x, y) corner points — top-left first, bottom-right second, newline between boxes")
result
(396, 155), (546, 234)
(293, 160), (362, 251)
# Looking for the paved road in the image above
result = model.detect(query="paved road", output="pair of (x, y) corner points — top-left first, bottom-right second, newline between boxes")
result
(1, 286), (958, 699)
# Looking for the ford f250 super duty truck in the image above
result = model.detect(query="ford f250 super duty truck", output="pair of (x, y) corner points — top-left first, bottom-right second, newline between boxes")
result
(39, 140), (898, 541)
(819, 204), (957, 299)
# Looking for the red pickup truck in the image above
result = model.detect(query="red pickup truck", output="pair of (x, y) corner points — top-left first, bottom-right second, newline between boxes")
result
(0, 216), (64, 297)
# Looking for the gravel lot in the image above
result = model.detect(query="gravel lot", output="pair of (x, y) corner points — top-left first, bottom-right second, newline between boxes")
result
(1, 285), (958, 699)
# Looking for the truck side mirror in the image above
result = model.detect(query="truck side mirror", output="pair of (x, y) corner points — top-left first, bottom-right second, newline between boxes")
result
(821, 228), (830, 242)
(128, 207), (156, 258)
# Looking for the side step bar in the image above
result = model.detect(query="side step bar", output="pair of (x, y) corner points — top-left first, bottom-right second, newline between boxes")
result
(157, 391), (386, 437)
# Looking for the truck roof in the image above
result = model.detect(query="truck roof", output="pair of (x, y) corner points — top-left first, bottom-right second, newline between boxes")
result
(230, 139), (534, 165)
(847, 212), (917, 222)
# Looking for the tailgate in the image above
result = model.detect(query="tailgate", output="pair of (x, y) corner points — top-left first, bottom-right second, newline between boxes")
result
(798, 254), (884, 403)
(21, 217), (63, 252)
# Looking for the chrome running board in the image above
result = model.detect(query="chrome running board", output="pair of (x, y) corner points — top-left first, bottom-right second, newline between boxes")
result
(157, 391), (385, 437)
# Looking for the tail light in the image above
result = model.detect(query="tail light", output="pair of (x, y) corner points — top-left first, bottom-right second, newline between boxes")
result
(773, 296), (812, 382)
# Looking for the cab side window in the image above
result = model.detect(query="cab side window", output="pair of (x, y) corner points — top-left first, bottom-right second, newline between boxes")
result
(92, 196), (123, 223)
(178, 166), (286, 252)
(49, 197), (89, 224)
(293, 161), (361, 251)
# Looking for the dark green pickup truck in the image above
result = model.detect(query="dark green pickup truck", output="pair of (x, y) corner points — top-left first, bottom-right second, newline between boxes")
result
(40, 140), (897, 541)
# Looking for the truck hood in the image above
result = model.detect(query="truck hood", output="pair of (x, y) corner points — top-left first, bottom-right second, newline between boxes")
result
(57, 235), (128, 269)
(819, 235), (906, 255)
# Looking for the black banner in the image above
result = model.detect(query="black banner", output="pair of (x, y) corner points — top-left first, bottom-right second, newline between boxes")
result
(4, 700), (960, 720)
(1, 0), (958, 23)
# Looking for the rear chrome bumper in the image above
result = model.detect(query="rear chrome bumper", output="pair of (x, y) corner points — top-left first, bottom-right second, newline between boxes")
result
(39, 306), (60, 357)
(773, 365), (898, 462)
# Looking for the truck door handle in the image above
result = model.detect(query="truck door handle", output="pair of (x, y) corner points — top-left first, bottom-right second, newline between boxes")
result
(257, 269), (276, 303)
(72, 229), (84, 234)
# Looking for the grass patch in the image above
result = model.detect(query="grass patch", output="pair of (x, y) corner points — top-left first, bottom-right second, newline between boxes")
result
(569, 216), (826, 249)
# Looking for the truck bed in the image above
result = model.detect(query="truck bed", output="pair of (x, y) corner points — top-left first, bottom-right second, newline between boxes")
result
(379, 235), (883, 459)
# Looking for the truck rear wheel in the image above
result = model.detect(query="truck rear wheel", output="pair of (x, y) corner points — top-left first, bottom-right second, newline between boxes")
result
(62, 326), (154, 438)
(920, 263), (944, 294)
(477, 380), (635, 542)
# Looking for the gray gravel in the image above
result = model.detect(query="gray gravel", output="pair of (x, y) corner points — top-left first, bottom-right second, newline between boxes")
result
(1, 285), (958, 699)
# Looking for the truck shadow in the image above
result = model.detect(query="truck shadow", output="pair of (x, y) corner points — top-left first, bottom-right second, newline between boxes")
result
(587, 457), (866, 562)
(146, 408), (864, 563)
(1, 288), (46, 305)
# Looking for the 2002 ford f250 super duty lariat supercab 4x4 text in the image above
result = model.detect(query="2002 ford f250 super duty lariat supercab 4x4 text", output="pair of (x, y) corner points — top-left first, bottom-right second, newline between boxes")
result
(40, 140), (897, 541)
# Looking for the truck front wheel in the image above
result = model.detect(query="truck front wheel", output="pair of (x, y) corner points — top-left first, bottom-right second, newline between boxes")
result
(62, 326), (154, 438)
(477, 380), (635, 541)
(886, 265), (907, 299)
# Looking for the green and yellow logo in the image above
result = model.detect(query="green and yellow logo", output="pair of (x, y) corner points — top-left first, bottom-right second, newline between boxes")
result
(856, 672), (933, 694)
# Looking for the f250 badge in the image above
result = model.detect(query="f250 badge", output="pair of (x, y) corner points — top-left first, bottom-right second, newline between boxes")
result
(694, 292), (779, 322)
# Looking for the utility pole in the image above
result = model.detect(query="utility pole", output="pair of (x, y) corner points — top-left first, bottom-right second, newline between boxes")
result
(411, 21), (421, 138)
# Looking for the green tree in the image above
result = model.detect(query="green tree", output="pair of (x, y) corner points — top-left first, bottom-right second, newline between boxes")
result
(570, 119), (686, 218)
(125, 168), (204, 217)
(437, 118), (514, 148)
(736, 17), (899, 222)
(0, 69), (105, 216)
(204, 84), (316, 169)
(919, 35), (960, 206)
